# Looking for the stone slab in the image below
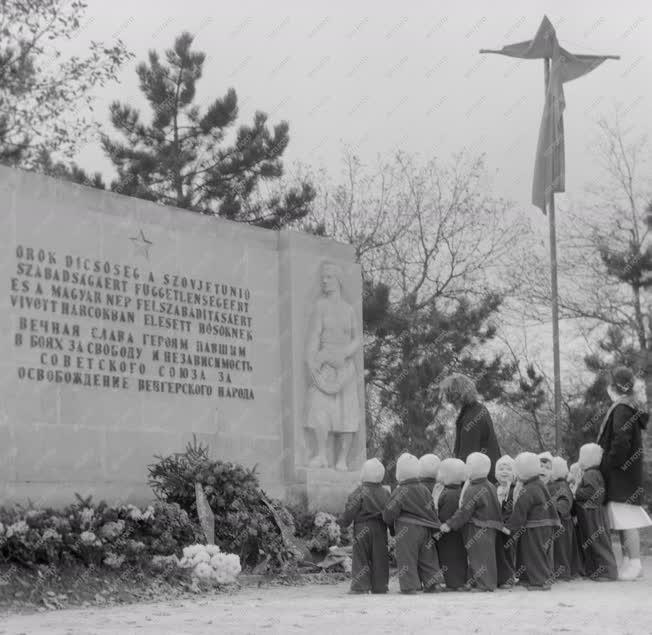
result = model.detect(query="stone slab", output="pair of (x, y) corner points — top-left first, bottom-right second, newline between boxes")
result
(296, 467), (361, 513)
(0, 165), (366, 509)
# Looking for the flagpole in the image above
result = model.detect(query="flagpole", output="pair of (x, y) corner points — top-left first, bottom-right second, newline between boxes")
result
(479, 18), (618, 455)
(544, 57), (562, 453)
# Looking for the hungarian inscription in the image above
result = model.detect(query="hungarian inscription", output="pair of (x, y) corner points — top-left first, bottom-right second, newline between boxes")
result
(10, 245), (255, 400)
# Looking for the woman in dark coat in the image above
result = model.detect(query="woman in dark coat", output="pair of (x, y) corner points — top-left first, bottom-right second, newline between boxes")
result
(440, 374), (502, 483)
(596, 365), (651, 581)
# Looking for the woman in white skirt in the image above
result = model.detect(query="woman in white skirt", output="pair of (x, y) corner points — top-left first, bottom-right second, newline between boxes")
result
(597, 366), (651, 581)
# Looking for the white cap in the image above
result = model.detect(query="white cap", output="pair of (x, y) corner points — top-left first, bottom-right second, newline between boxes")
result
(579, 443), (603, 469)
(466, 452), (491, 479)
(361, 458), (385, 483)
(396, 453), (420, 482)
(418, 454), (441, 479)
(438, 458), (466, 485)
(514, 452), (541, 481)
(551, 457), (569, 480)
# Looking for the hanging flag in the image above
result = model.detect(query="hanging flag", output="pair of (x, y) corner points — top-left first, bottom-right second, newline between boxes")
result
(481, 16), (614, 213)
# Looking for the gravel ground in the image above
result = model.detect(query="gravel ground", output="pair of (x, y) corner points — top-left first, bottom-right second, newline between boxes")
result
(2, 561), (652, 635)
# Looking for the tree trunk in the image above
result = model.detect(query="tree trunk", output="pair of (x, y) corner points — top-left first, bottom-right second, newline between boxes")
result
(641, 289), (651, 485)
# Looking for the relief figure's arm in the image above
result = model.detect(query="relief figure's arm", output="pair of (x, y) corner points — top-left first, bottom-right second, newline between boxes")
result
(342, 305), (361, 359)
(305, 303), (324, 373)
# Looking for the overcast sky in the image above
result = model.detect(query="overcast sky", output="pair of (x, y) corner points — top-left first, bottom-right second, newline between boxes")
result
(68, 0), (650, 384)
(73, 0), (650, 218)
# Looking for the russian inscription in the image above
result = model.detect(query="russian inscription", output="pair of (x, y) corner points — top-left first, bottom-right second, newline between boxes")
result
(9, 245), (255, 400)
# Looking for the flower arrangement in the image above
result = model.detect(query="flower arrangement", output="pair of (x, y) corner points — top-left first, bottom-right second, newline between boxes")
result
(0, 496), (201, 569)
(178, 544), (241, 584)
(80, 531), (100, 546)
(99, 520), (125, 541)
(5, 520), (29, 538)
(307, 512), (341, 553)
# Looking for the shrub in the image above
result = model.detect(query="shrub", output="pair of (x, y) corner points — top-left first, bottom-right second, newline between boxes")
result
(0, 495), (202, 569)
(148, 437), (261, 515)
(285, 505), (315, 540)
(147, 437), (296, 571)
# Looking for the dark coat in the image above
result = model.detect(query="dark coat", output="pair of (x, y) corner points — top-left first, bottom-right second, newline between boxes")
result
(340, 482), (392, 527)
(506, 477), (560, 531)
(548, 479), (573, 520)
(497, 482), (515, 522)
(437, 484), (468, 589)
(453, 401), (501, 482)
(597, 400), (649, 505)
(507, 477), (560, 587)
(446, 478), (503, 532)
(548, 479), (574, 581)
(340, 483), (392, 592)
(420, 477), (437, 493)
(495, 483), (516, 586)
(573, 468), (618, 580)
(445, 478), (501, 591)
(382, 478), (441, 530)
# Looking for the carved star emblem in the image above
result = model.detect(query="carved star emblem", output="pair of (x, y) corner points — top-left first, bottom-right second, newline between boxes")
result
(130, 228), (153, 260)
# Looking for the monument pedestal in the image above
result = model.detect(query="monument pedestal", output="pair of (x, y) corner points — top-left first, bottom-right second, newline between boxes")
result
(288, 468), (360, 513)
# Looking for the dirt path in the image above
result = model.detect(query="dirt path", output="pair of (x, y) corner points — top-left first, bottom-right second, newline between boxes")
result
(3, 562), (652, 635)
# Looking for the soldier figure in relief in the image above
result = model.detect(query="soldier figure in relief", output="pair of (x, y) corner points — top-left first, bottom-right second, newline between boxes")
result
(304, 261), (361, 471)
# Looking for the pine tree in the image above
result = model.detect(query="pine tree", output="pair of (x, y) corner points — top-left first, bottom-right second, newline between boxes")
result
(560, 196), (650, 462)
(501, 363), (550, 452)
(102, 32), (315, 228)
(363, 282), (516, 479)
(37, 151), (106, 190)
(564, 326), (641, 461)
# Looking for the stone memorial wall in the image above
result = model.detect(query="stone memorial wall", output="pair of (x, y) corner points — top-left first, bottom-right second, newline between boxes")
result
(0, 166), (365, 511)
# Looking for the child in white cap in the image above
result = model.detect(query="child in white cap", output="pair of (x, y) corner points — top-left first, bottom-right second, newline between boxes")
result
(567, 461), (586, 578)
(575, 443), (618, 581)
(537, 451), (553, 485)
(494, 455), (517, 587)
(383, 453), (444, 593)
(435, 458), (468, 591)
(340, 458), (392, 594)
(418, 454), (441, 494)
(506, 452), (561, 590)
(440, 452), (503, 591)
(547, 457), (574, 581)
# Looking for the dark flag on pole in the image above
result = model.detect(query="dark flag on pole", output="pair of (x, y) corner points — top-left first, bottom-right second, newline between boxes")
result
(481, 16), (616, 214)
(480, 16), (618, 452)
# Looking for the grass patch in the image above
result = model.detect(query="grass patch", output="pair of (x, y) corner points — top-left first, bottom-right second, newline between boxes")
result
(0, 563), (228, 615)
(0, 563), (349, 615)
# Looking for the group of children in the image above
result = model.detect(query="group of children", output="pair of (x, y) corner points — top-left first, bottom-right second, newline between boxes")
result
(339, 442), (620, 594)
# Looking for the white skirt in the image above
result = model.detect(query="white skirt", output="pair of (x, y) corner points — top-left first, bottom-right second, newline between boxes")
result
(606, 502), (652, 530)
